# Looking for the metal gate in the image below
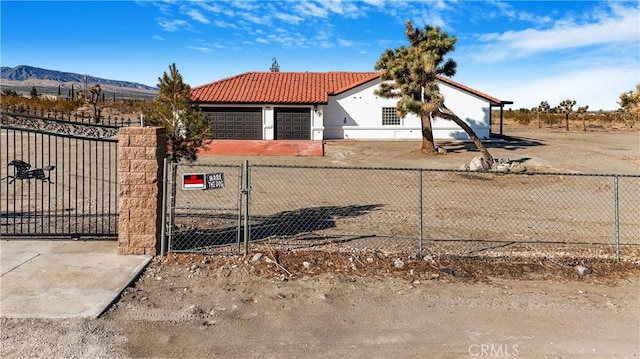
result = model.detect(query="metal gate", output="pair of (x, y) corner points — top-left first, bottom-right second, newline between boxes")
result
(165, 162), (245, 253)
(1, 106), (129, 238)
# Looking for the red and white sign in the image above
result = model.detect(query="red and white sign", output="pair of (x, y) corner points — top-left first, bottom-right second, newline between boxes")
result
(182, 173), (206, 190)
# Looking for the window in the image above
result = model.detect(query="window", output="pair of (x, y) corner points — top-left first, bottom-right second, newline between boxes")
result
(382, 107), (401, 126)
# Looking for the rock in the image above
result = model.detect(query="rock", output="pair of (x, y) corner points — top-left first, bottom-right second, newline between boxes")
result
(469, 156), (490, 171)
(439, 267), (455, 276)
(576, 265), (592, 276)
(493, 163), (510, 173)
(509, 162), (526, 173)
(190, 264), (199, 271)
(459, 163), (470, 171)
(186, 305), (202, 315)
(436, 146), (448, 155)
(251, 253), (263, 262)
(302, 261), (312, 269)
(394, 259), (405, 269)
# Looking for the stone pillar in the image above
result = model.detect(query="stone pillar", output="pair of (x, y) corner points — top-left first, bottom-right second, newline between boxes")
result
(118, 127), (167, 255)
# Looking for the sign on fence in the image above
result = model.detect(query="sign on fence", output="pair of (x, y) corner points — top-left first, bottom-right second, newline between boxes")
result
(182, 173), (225, 190)
(182, 173), (206, 190)
(206, 173), (225, 189)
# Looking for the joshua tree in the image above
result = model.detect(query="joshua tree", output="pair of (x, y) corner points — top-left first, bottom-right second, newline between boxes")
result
(537, 101), (550, 128)
(577, 105), (589, 131)
(88, 84), (102, 122)
(618, 84), (640, 127)
(374, 21), (493, 164)
(558, 99), (576, 131)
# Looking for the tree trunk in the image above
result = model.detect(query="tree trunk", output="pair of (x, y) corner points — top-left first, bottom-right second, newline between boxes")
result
(565, 113), (569, 131)
(537, 114), (541, 128)
(582, 115), (586, 131)
(420, 114), (437, 154)
(437, 107), (493, 165)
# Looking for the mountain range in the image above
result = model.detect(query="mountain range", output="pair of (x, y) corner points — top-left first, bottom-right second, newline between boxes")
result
(1, 65), (158, 98)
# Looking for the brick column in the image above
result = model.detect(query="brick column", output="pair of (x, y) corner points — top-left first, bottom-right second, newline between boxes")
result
(118, 127), (167, 255)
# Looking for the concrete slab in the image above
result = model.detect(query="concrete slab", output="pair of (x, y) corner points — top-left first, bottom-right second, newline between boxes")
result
(198, 140), (324, 156)
(0, 240), (151, 318)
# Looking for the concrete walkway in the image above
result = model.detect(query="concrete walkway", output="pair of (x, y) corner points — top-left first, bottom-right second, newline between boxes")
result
(0, 240), (151, 319)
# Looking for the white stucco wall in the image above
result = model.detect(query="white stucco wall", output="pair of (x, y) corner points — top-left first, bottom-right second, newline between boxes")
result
(323, 78), (492, 141)
(436, 81), (491, 140)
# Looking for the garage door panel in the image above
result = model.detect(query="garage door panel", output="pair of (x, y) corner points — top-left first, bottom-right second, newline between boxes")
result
(275, 108), (310, 140)
(203, 107), (263, 140)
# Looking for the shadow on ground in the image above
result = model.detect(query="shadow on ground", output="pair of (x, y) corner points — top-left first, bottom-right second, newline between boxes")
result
(170, 204), (383, 251)
(440, 134), (546, 154)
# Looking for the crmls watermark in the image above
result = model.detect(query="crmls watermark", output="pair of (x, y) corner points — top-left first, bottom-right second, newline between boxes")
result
(468, 343), (520, 357)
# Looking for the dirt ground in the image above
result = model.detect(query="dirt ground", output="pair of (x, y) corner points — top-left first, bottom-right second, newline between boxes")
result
(200, 122), (640, 175)
(1, 123), (639, 358)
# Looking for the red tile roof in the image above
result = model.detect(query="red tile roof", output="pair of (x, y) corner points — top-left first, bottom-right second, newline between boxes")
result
(191, 72), (381, 104)
(191, 71), (509, 105)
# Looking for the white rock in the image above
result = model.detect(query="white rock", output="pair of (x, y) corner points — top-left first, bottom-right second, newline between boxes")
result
(394, 259), (405, 269)
(494, 163), (510, 173)
(251, 253), (263, 262)
(302, 261), (312, 269)
(510, 162), (526, 173)
(576, 265), (592, 276)
(469, 156), (490, 171)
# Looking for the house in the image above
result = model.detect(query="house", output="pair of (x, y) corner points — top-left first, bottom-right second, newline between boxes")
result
(191, 72), (512, 141)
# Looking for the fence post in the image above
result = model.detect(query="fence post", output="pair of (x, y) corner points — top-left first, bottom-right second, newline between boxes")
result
(242, 160), (250, 255)
(614, 174), (620, 262)
(168, 162), (177, 254)
(418, 169), (424, 260)
(160, 157), (169, 256)
(117, 127), (167, 255)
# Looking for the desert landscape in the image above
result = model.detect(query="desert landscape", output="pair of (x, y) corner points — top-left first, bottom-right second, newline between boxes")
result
(1, 121), (639, 358)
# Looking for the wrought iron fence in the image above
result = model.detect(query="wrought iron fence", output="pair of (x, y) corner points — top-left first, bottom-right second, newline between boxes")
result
(0, 106), (131, 238)
(165, 162), (640, 261)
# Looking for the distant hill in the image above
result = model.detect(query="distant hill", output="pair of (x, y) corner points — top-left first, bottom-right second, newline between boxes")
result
(1, 65), (158, 99)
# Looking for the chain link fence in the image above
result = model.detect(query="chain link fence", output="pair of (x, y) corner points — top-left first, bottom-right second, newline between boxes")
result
(165, 162), (639, 261)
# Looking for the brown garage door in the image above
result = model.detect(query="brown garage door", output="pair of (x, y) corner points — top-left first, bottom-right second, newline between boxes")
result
(275, 108), (311, 140)
(202, 107), (263, 139)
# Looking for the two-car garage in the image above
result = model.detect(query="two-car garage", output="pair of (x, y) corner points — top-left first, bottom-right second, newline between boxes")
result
(201, 107), (311, 140)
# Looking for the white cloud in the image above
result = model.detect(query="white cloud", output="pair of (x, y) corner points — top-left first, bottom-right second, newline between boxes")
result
(152, 35), (164, 41)
(187, 46), (212, 53)
(184, 9), (210, 24)
(275, 12), (304, 25)
(157, 18), (191, 32)
(196, 2), (222, 14)
(361, 0), (384, 7)
(474, 3), (640, 62)
(238, 12), (269, 25)
(214, 19), (237, 29)
(488, 65), (639, 111)
(295, 1), (329, 18)
(337, 38), (354, 47)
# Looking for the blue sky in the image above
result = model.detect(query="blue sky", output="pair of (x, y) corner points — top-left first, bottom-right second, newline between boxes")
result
(1, 0), (638, 110)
